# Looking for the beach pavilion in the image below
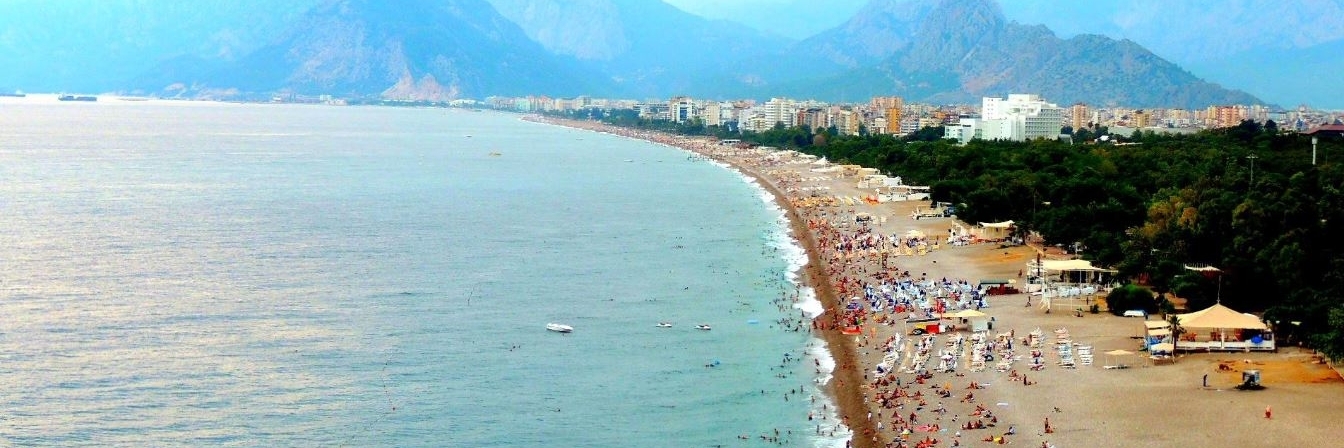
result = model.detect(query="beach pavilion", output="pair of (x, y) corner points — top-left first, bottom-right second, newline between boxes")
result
(1035, 259), (1116, 313)
(1172, 303), (1275, 352)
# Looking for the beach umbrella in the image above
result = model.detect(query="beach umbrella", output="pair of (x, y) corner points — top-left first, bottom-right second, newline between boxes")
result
(951, 309), (987, 318)
(905, 229), (926, 239)
(1104, 349), (1134, 369)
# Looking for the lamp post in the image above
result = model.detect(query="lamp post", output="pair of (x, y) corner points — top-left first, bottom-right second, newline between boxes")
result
(1312, 136), (1318, 166)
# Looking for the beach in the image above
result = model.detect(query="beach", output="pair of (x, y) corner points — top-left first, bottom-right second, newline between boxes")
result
(530, 116), (1344, 448)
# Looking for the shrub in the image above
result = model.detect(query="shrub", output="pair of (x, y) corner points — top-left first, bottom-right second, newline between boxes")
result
(1106, 284), (1156, 316)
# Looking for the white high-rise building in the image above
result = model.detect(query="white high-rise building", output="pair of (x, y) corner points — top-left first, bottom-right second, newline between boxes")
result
(948, 94), (1064, 143)
(762, 98), (797, 128)
(668, 96), (696, 123)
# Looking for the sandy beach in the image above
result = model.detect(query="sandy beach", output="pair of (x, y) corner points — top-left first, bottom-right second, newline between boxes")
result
(531, 116), (1344, 448)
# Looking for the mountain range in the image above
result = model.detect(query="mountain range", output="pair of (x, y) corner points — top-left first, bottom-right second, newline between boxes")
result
(0, 0), (1274, 109)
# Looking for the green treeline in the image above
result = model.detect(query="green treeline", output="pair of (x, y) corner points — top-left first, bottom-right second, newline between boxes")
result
(550, 110), (1344, 360)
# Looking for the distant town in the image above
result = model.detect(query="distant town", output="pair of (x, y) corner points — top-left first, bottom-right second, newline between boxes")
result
(457, 94), (1344, 141)
(12, 89), (1344, 140)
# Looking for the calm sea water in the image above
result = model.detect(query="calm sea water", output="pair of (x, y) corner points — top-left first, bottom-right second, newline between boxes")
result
(0, 99), (845, 447)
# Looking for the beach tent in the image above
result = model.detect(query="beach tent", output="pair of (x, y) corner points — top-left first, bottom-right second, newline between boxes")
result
(1175, 303), (1266, 330)
(1173, 303), (1274, 351)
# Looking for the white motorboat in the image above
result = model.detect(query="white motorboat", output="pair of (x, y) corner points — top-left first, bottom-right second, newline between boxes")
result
(695, 324), (712, 331)
(656, 322), (673, 328)
(546, 323), (573, 333)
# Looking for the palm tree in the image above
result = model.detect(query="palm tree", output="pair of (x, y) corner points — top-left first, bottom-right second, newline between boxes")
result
(1167, 314), (1183, 362)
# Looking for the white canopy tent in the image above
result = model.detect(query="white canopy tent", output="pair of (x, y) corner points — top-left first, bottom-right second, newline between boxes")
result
(1173, 303), (1274, 352)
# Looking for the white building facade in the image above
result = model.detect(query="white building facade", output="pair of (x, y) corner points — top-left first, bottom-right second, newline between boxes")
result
(949, 94), (1064, 143)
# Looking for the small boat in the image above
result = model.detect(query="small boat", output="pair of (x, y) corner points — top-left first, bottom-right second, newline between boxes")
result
(656, 322), (673, 328)
(546, 323), (573, 333)
(695, 324), (712, 331)
(488, 152), (502, 156)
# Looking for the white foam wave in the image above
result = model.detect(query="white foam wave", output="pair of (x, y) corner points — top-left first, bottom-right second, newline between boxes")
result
(666, 143), (849, 447)
(805, 338), (852, 448)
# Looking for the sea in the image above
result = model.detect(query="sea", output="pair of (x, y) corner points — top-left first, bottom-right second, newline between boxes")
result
(0, 98), (848, 447)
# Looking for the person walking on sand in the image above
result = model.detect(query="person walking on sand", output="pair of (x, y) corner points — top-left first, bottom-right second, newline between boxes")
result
(1265, 406), (1272, 419)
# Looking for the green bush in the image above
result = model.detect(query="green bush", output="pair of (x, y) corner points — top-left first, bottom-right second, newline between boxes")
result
(1106, 284), (1156, 316)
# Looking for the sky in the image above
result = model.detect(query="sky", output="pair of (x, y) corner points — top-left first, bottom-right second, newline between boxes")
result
(662, 0), (1074, 40)
(662, 0), (868, 39)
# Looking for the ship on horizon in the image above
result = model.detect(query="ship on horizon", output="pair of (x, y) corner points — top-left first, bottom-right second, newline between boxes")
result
(58, 94), (97, 102)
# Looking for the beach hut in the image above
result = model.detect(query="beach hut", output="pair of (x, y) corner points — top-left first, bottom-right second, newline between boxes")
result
(1149, 342), (1175, 362)
(974, 221), (1015, 241)
(1142, 320), (1173, 350)
(949, 309), (992, 331)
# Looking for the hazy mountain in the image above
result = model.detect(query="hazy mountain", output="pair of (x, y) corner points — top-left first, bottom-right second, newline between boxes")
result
(0, 0), (1277, 108)
(790, 0), (933, 69)
(775, 0), (1262, 108)
(997, 0), (1344, 109)
(144, 0), (598, 100)
(0, 0), (317, 93)
(486, 0), (793, 98)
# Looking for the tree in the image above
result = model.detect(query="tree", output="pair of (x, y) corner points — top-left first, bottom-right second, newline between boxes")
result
(1168, 313), (1184, 360)
(1073, 127), (1093, 143)
(1312, 306), (1344, 361)
(1105, 284), (1156, 316)
(906, 126), (945, 142)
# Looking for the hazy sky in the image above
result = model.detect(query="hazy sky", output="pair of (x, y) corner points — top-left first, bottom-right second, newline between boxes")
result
(662, 0), (1103, 40)
(663, 0), (868, 39)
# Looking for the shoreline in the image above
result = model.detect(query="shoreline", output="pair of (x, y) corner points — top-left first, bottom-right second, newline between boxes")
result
(526, 115), (876, 446)
(523, 114), (1344, 448)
